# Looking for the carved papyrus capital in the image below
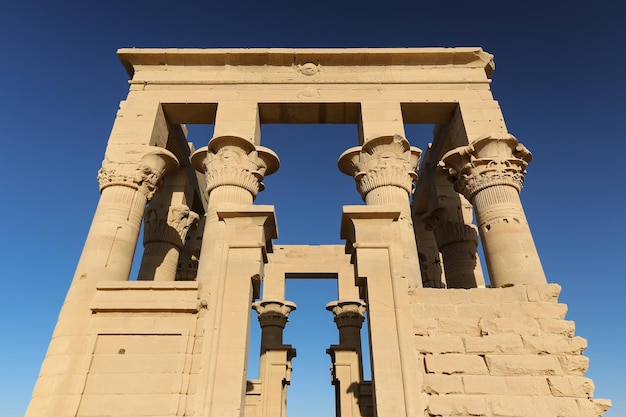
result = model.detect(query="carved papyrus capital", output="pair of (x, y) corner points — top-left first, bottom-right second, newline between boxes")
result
(439, 134), (532, 201)
(252, 299), (297, 329)
(191, 136), (279, 199)
(326, 300), (366, 329)
(143, 204), (199, 248)
(97, 149), (179, 200)
(338, 135), (421, 201)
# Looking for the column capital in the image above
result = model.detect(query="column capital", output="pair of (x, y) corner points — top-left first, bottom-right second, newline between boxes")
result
(97, 148), (179, 200)
(338, 135), (421, 202)
(326, 300), (366, 329)
(252, 299), (297, 329)
(439, 134), (532, 201)
(191, 135), (279, 199)
(143, 204), (199, 248)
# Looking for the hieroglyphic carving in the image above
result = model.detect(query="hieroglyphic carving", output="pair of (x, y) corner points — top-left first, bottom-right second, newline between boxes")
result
(439, 134), (531, 201)
(339, 135), (421, 202)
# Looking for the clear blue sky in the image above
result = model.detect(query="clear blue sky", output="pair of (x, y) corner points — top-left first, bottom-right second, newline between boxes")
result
(1, 1), (624, 416)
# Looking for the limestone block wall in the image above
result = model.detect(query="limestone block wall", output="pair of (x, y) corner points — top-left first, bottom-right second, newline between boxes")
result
(409, 284), (610, 417)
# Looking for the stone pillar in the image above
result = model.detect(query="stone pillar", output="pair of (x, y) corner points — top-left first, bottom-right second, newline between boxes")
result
(137, 204), (198, 281)
(191, 111), (279, 416)
(440, 134), (546, 287)
(74, 149), (179, 282)
(339, 134), (423, 288)
(341, 207), (424, 417)
(252, 300), (296, 417)
(326, 300), (367, 417)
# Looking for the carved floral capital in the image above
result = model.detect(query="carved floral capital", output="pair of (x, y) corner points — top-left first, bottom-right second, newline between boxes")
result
(338, 135), (421, 200)
(143, 204), (199, 248)
(252, 299), (297, 329)
(439, 134), (532, 201)
(191, 136), (279, 199)
(326, 300), (366, 329)
(97, 149), (179, 200)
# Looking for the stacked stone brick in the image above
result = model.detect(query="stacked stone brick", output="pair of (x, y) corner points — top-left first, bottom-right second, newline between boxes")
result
(411, 284), (610, 417)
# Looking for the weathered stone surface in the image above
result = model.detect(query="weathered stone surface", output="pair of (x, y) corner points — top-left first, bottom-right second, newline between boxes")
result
(485, 355), (562, 376)
(425, 354), (489, 375)
(26, 47), (610, 417)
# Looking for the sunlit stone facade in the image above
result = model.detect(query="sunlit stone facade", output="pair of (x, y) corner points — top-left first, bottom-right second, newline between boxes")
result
(27, 48), (610, 417)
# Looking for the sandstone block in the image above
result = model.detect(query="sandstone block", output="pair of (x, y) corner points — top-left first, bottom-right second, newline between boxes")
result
(547, 376), (595, 398)
(577, 398), (612, 417)
(559, 355), (590, 375)
(537, 318), (575, 336)
(462, 375), (508, 395)
(414, 318), (438, 336)
(504, 376), (551, 396)
(524, 283), (561, 303)
(415, 335), (465, 354)
(425, 354), (488, 375)
(468, 287), (526, 304)
(417, 303), (460, 319)
(521, 335), (587, 355)
(488, 395), (533, 417)
(455, 304), (498, 319)
(479, 317), (539, 336)
(463, 335), (524, 354)
(485, 355), (562, 376)
(423, 374), (463, 395)
(432, 318), (481, 336)
(427, 394), (487, 416)
(531, 396), (581, 417)
(494, 302), (568, 319)
(413, 288), (470, 304)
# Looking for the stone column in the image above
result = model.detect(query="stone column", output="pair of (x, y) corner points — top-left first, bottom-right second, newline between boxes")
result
(137, 204), (198, 281)
(74, 149), (179, 281)
(252, 300), (296, 417)
(440, 134), (546, 287)
(252, 300), (297, 352)
(326, 300), (366, 354)
(338, 134), (423, 288)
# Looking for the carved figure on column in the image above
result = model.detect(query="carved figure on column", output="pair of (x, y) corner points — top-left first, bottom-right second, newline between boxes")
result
(143, 204), (199, 249)
(439, 134), (546, 287)
(191, 136), (279, 205)
(338, 135), (421, 205)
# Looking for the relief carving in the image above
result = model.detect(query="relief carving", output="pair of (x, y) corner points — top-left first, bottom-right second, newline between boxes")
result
(143, 204), (199, 248)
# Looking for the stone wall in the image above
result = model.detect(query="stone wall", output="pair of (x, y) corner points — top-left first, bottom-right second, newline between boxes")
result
(410, 284), (610, 417)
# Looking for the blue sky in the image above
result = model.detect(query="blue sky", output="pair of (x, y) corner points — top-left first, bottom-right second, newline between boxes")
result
(1, 1), (624, 416)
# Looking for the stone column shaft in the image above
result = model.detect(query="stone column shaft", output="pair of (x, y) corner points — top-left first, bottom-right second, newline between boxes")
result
(440, 134), (546, 287)
(137, 204), (198, 281)
(74, 150), (178, 282)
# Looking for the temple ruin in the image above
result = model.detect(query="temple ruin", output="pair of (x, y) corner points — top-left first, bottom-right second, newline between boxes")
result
(26, 48), (610, 417)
